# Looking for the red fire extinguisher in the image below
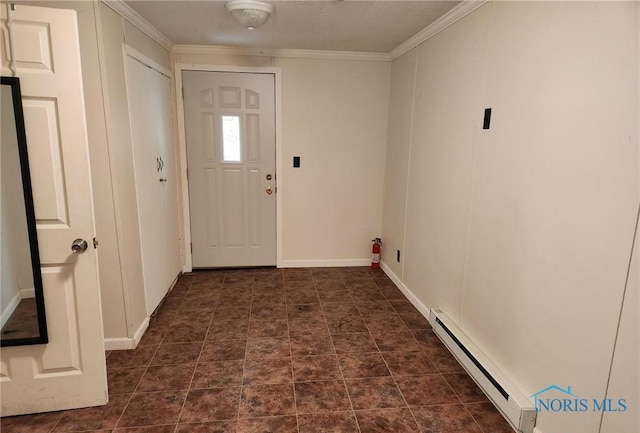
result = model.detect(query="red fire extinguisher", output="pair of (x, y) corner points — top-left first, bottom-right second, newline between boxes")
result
(371, 238), (382, 269)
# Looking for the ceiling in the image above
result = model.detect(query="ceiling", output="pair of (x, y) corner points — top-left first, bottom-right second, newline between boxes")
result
(125, 1), (461, 53)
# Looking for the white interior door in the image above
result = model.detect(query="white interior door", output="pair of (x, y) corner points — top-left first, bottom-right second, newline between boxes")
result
(125, 50), (180, 316)
(0, 4), (107, 415)
(183, 71), (276, 268)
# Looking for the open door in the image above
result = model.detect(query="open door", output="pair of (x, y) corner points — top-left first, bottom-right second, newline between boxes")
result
(0, 4), (107, 415)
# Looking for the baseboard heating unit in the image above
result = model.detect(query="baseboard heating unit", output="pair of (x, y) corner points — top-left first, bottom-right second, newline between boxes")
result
(428, 309), (536, 433)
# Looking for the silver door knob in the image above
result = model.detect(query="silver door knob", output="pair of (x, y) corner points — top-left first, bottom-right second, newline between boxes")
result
(71, 238), (88, 254)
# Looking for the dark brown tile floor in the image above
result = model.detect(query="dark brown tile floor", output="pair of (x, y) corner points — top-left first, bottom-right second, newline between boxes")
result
(0, 267), (514, 433)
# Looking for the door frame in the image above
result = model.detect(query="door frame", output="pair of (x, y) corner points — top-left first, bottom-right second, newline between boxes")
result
(174, 64), (283, 271)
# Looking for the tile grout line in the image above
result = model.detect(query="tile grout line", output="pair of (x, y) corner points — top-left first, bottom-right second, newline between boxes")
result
(45, 411), (64, 433)
(231, 270), (255, 430)
(286, 272), (302, 433)
(172, 272), (220, 432)
(332, 268), (362, 433)
(110, 310), (167, 431)
(365, 272), (432, 433)
(154, 278), (190, 433)
(461, 402), (491, 433)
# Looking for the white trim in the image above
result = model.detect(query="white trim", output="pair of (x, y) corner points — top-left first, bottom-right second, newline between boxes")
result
(174, 64), (283, 272)
(104, 337), (135, 351)
(390, 0), (489, 60)
(100, 0), (173, 51)
(380, 260), (431, 320)
(104, 316), (149, 350)
(0, 291), (22, 329)
(20, 288), (35, 299)
(174, 65), (191, 273)
(124, 44), (172, 78)
(281, 259), (371, 268)
(172, 45), (391, 63)
(133, 316), (149, 346)
(98, 0), (487, 63)
(429, 310), (536, 433)
(274, 70), (283, 268)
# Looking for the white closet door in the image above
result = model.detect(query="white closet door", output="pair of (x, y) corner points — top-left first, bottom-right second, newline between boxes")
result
(124, 52), (178, 316)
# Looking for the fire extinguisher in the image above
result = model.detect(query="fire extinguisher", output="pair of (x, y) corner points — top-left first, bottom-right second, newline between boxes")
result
(371, 238), (382, 269)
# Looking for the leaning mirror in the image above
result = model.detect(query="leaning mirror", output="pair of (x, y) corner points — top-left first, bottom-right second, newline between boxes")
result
(0, 76), (48, 346)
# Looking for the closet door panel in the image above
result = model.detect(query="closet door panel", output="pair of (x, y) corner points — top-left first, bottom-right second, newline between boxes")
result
(125, 54), (166, 316)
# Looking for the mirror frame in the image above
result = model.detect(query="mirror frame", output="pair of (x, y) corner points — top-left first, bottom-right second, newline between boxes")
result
(1, 76), (48, 347)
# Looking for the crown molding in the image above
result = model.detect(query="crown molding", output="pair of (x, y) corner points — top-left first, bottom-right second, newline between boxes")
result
(390, 0), (489, 60)
(100, 0), (173, 51)
(172, 45), (392, 62)
(100, 0), (487, 62)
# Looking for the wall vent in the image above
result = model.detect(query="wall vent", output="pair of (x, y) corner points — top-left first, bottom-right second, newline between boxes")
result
(429, 309), (536, 433)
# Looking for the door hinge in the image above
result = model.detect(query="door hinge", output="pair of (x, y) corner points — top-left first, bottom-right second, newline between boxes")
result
(190, 242), (192, 253)
(181, 87), (184, 99)
(186, 168), (189, 180)
(93, 237), (99, 249)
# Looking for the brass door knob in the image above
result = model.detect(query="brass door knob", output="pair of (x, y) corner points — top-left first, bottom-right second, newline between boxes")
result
(266, 186), (273, 195)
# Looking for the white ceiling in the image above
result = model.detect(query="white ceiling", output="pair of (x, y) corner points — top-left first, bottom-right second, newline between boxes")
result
(125, 1), (461, 53)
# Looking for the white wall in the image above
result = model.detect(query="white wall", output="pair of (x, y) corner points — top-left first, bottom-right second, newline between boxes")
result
(173, 52), (391, 266)
(380, 48), (416, 278)
(381, 2), (639, 433)
(404, 4), (491, 326)
(94, 3), (174, 340)
(276, 57), (390, 265)
(70, 0), (129, 340)
(600, 223), (639, 433)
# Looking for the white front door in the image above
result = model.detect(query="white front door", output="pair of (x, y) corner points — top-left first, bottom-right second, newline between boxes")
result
(183, 71), (276, 268)
(0, 4), (107, 415)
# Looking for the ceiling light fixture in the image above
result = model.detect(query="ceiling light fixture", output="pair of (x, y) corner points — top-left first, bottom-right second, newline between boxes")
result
(225, 0), (274, 30)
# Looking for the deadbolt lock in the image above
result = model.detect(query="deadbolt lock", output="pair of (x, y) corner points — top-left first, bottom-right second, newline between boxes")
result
(266, 174), (272, 181)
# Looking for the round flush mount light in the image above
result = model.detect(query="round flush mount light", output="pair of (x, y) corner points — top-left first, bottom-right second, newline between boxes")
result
(225, 0), (274, 30)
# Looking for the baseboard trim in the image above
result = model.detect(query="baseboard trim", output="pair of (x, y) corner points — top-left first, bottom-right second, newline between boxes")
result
(104, 317), (149, 351)
(280, 259), (371, 268)
(20, 288), (35, 299)
(104, 337), (135, 351)
(380, 260), (431, 320)
(133, 316), (150, 346)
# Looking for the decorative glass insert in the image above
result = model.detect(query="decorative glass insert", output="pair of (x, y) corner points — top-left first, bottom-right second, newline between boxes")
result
(221, 115), (241, 162)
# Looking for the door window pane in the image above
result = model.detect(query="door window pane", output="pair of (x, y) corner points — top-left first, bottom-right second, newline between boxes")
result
(222, 115), (241, 162)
